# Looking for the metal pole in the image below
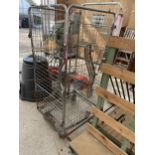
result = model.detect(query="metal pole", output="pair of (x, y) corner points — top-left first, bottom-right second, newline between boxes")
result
(82, 2), (123, 8)
(68, 4), (116, 15)
(49, 4), (68, 134)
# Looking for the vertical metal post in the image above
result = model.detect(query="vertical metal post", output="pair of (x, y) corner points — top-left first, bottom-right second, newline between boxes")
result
(28, 7), (38, 102)
(61, 5), (69, 135)
(92, 47), (116, 126)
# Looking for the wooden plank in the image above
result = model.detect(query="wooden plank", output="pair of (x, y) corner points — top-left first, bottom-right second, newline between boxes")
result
(107, 36), (135, 51)
(91, 106), (135, 143)
(96, 87), (135, 116)
(70, 131), (114, 155)
(127, 0), (135, 28)
(87, 123), (127, 155)
(100, 64), (135, 84)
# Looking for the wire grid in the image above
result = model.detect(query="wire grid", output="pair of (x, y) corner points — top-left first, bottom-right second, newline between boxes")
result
(66, 58), (102, 104)
(66, 4), (120, 105)
(37, 85), (92, 131)
(68, 5), (116, 64)
(29, 6), (93, 135)
(30, 8), (61, 52)
(29, 5), (65, 126)
(63, 92), (92, 129)
(29, 6), (65, 87)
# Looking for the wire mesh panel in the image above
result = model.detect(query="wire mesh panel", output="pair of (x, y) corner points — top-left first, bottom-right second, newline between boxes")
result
(28, 5), (92, 136)
(28, 5), (67, 134)
(68, 5), (115, 64)
(66, 3), (122, 105)
(62, 3), (122, 135)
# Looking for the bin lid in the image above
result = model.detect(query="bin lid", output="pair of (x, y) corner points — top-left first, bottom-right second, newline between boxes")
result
(23, 55), (47, 65)
(23, 55), (34, 64)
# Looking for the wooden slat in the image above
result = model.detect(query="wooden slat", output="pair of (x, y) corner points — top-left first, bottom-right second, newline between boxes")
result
(70, 132), (114, 155)
(107, 36), (135, 51)
(87, 123), (127, 155)
(100, 64), (135, 84)
(96, 87), (135, 116)
(91, 106), (135, 143)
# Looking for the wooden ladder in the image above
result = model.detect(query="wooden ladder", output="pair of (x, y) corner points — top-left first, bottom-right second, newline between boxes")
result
(113, 28), (135, 70)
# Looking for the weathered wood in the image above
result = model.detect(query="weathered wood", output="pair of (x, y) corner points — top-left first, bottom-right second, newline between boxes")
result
(100, 64), (135, 84)
(107, 36), (135, 51)
(87, 123), (127, 155)
(127, 0), (135, 28)
(70, 131), (114, 155)
(91, 106), (135, 143)
(96, 87), (135, 115)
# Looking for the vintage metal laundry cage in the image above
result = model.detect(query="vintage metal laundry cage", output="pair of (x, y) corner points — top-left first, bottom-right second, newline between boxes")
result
(28, 2), (122, 136)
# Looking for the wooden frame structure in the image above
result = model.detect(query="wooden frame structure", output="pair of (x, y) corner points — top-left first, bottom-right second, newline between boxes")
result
(70, 63), (135, 155)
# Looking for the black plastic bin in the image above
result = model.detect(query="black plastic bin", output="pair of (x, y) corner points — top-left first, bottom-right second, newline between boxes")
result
(21, 17), (29, 28)
(20, 55), (52, 102)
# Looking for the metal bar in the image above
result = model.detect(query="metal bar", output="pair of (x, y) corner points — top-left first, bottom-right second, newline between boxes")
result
(120, 79), (126, 99)
(68, 4), (116, 15)
(61, 115), (93, 138)
(115, 114), (126, 122)
(28, 6), (42, 105)
(126, 82), (131, 102)
(109, 76), (117, 95)
(64, 114), (93, 130)
(29, 5), (65, 12)
(115, 77), (121, 97)
(132, 85), (135, 104)
(82, 2), (123, 9)
(82, 23), (112, 29)
(104, 105), (115, 113)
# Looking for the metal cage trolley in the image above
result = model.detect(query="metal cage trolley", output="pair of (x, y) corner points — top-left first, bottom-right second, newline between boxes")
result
(28, 2), (122, 136)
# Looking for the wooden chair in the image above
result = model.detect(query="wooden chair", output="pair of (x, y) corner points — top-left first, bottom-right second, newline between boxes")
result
(70, 64), (135, 155)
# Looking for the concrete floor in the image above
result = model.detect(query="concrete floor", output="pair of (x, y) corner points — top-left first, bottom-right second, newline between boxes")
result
(19, 100), (72, 155)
